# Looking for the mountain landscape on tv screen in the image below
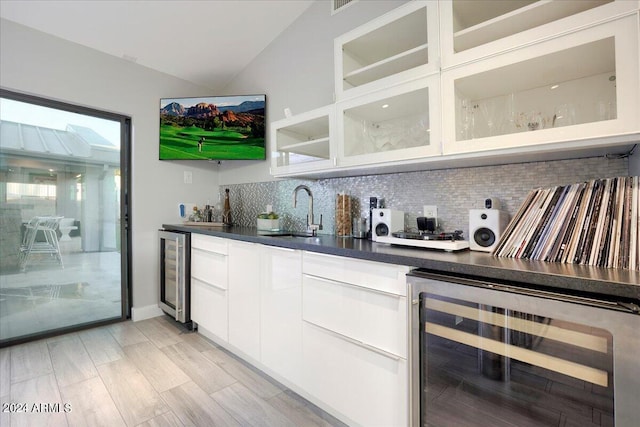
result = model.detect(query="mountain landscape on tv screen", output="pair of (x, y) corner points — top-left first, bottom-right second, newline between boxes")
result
(160, 98), (265, 160)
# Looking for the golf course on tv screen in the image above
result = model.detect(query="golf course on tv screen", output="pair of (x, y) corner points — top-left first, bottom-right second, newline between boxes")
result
(159, 95), (266, 160)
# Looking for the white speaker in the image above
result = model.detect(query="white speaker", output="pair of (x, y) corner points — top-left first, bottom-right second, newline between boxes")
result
(371, 209), (404, 241)
(469, 209), (509, 252)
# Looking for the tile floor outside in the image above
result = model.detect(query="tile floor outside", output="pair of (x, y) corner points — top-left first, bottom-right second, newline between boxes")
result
(0, 315), (347, 427)
(0, 236), (123, 342)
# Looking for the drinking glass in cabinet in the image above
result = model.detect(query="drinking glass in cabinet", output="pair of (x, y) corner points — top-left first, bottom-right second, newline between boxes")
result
(554, 104), (576, 128)
(343, 87), (431, 156)
(479, 98), (499, 136)
(458, 98), (478, 140)
(453, 37), (617, 141)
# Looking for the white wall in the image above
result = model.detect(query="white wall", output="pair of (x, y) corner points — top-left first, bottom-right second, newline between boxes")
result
(219, 0), (408, 185)
(1, 19), (220, 316)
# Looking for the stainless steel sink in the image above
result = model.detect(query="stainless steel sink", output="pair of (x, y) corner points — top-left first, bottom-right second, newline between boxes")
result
(268, 232), (317, 239)
(257, 230), (320, 240)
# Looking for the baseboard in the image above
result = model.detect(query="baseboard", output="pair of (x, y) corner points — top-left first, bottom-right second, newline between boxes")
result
(131, 304), (164, 321)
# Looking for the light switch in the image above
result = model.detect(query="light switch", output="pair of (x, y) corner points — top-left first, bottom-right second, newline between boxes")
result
(184, 171), (192, 184)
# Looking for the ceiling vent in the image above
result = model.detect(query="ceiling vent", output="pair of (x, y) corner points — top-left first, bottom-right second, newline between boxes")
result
(332, 0), (358, 14)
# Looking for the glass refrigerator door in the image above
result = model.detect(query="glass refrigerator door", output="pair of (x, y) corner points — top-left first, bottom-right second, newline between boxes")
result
(419, 290), (615, 426)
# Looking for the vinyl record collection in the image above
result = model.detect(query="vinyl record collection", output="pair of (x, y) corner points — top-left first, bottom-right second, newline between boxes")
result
(494, 176), (640, 271)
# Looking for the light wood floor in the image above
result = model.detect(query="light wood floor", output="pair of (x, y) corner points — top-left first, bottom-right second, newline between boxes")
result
(0, 315), (347, 427)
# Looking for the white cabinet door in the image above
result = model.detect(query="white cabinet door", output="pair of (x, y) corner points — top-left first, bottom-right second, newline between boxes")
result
(191, 235), (228, 341)
(191, 247), (227, 291)
(302, 274), (407, 358)
(442, 15), (639, 156)
(302, 322), (408, 427)
(334, 0), (439, 101)
(260, 245), (302, 385)
(191, 277), (228, 341)
(440, 0), (638, 68)
(228, 240), (261, 361)
(337, 76), (442, 167)
(303, 251), (409, 296)
(301, 251), (410, 427)
(270, 105), (336, 177)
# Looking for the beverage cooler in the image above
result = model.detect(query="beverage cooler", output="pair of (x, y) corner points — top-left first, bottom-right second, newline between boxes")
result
(158, 229), (192, 327)
(408, 270), (639, 427)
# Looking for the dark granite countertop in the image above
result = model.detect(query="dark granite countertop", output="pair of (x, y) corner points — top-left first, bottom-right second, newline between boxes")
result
(163, 224), (640, 301)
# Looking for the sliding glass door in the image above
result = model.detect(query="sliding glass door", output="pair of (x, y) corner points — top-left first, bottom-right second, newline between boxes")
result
(0, 90), (130, 346)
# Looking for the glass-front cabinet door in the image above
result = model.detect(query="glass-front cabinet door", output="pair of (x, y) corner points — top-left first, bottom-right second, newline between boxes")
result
(334, 0), (439, 101)
(441, 15), (639, 156)
(337, 76), (441, 167)
(439, 0), (637, 67)
(270, 105), (335, 177)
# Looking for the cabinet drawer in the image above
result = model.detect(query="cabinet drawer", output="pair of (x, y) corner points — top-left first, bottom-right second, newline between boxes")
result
(303, 274), (407, 358)
(191, 234), (228, 255)
(191, 277), (228, 341)
(191, 247), (227, 291)
(302, 322), (407, 427)
(302, 251), (410, 296)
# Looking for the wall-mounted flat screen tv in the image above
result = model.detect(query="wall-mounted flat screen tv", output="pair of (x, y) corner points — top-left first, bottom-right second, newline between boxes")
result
(160, 95), (266, 160)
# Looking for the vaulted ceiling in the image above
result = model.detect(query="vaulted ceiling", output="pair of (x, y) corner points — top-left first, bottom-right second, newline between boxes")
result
(0, 0), (314, 91)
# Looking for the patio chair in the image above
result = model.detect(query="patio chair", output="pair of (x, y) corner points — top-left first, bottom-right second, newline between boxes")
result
(18, 216), (64, 271)
(58, 218), (78, 241)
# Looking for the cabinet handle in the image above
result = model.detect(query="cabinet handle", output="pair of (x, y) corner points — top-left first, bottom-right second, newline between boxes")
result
(303, 274), (403, 298)
(268, 245), (296, 252)
(192, 246), (227, 257)
(304, 251), (337, 260)
(303, 320), (401, 361)
(192, 275), (227, 292)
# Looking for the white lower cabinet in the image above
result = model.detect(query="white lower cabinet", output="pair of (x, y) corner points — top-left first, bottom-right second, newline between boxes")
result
(260, 245), (303, 385)
(302, 252), (411, 427)
(191, 237), (411, 427)
(303, 321), (408, 427)
(192, 278), (228, 341)
(190, 235), (228, 341)
(303, 273), (407, 358)
(228, 240), (261, 361)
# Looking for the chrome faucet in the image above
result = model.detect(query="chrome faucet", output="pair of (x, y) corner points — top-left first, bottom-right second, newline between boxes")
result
(292, 184), (323, 235)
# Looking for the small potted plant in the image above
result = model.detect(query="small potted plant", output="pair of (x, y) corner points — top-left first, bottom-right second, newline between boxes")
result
(257, 212), (280, 231)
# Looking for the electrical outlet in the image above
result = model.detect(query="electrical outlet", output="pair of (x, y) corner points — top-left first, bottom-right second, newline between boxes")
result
(423, 205), (437, 219)
(423, 205), (438, 228)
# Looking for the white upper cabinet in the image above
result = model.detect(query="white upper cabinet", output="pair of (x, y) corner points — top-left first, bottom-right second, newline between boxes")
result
(269, 1), (639, 178)
(337, 75), (441, 167)
(440, 0), (639, 68)
(270, 105), (335, 177)
(441, 15), (639, 155)
(334, 0), (439, 101)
